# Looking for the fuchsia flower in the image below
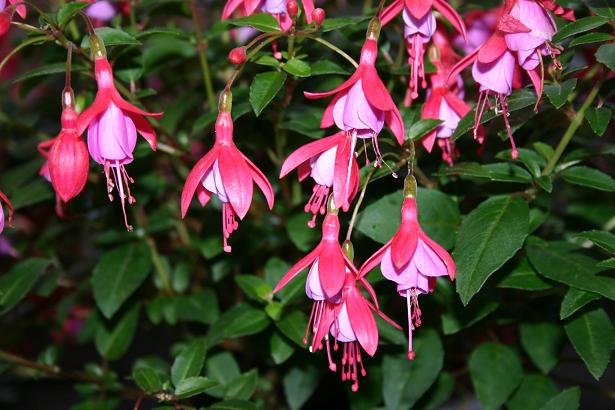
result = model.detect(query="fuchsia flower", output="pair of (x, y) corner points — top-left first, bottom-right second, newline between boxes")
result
(0, 190), (13, 234)
(77, 36), (163, 230)
(361, 176), (455, 360)
(453, 9), (498, 54)
(181, 91), (274, 252)
(0, 0), (26, 36)
(280, 131), (359, 227)
(38, 88), (89, 203)
(305, 19), (405, 163)
(380, 0), (466, 103)
(222, 0), (315, 31)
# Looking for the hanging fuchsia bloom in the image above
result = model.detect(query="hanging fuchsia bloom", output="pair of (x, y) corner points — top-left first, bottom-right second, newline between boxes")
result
(361, 176), (454, 360)
(181, 91), (274, 253)
(305, 19), (404, 164)
(0, 0), (26, 35)
(77, 36), (163, 230)
(280, 131), (359, 227)
(380, 0), (466, 103)
(222, 0), (315, 31)
(421, 31), (475, 164)
(0, 190), (13, 234)
(39, 88), (89, 203)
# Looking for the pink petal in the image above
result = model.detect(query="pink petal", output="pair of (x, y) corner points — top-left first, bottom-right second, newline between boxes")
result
(180, 146), (219, 217)
(318, 241), (346, 298)
(273, 245), (320, 294)
(219, 145), (254, 219)
(346, 288), (378, 356)
(280, 132), (340, 178)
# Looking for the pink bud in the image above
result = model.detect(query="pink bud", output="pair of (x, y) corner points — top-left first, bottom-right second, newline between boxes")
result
(312, 8), (325, 27)
(287, 1), (298, 18)
(228, 47), (246, 65)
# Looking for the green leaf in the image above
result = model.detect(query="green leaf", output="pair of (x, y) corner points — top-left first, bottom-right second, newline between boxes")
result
(560, 288), (601, 320)
(441, 292), (499, 335)
(283, 366), (319, 410)
(538, 387), (580, 410)
(469, 343), (523, 410)
(82, 27), (141, 48)
(249, 71), (287, 116)
(583, 0), (615, 18)
(174, 377), (218, 399)
(498, 257), (552, 290)
(286, 212), (319, 251)
(276, 310), (308, 347)
(576, 230), (615, 253)
(356, 188), (460, 249)
(407, 119), (443, 141)
(569, 32), (615, 47)
(235, 275), (272, 302)
(596, 43), (615, 71)
(455, 196), (530, 305)
(225, 369), (258, 400)
(310, 60), (350, 76)
(206, 352), (241, 399)
(560, 166), (615, 191)
(526, 237), (615, 301)
(520, 322), (563, 374)
(0, 259), (49, 314)
(564, 307), (615, 380)
(544, 79), (577, 109)
(206, 304), (270, 347)
(229, 13), (281, 32)
(552, 16), (609, 43)
(133, 367), (162, 394)
(92, 243), (152, 319)
(585, 107), (612, 136)
(283, 59), (311, 77)
(270, 331), (294, 364)
(382, 329), (444, 410)
(320, 16), (370, 32)
(56, 2), (90, 27)
(12, 62), (87, 84)
(445, 162), (532, 183)
(171, 340), (206, 386)
(507, 375), (558, 410)
(418, 372), (456, 410)
(208, 400), (258, 410)
(95, 305), (139, 361)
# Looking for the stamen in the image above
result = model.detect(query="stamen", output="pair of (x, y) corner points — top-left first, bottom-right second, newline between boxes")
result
(222, 203), (238, 252)
(326, 337), (336, 372)
(499, 95), (518, 159)
(406, 35), (425, 103)
(305, 185), (329, 228)
(105, 161), (134, 231)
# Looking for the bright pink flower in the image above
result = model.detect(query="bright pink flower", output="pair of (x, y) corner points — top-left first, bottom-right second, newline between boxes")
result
(0, 190), (13, 234)
(222, 0), (315, 31)
(360, 178), (454, 359)
(280, 131), (359, 227)
(0, 0), (26, 35)
(85, 1), (117, 23)
(77, 38), (163, 230)
(305, 22), (405, 163)
(0, 0), (26, 19)
(181, 94), (274, 253)
(38, 89), (89, 203)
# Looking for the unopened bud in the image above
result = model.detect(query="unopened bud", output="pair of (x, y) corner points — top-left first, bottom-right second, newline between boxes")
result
(287, 0), (298, 18)
(342, 240), (354, 261)
(228, 47), (246, 65)
(312, 8), (325, 27)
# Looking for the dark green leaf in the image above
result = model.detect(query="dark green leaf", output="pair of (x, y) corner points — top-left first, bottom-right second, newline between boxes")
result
(206, 304), (270, 347)
(469, 343), (523, 410)
(174, 377), (218, 399)
(225, 369), (258, 400)
(544, 79), (577, 109)
(171, 340), (206, 386)
(441, 297), (499, 335)
(283, 366), (319, 410)
(560, 166), (615, 191)
(229, 13), (281, 32)
(310, 60), (350, 76)
(583, 0), (615, 18)
(455, 196), (530, 305)
(206, 352), (241, 399)
(507, 375), (558, 410)
(576, 230), (615, 253)
(585, 107), (612, 136)
(526, 237), (615, 301)
(276, 310), (308, 347)
(382, 329), (444, 410)
(0, 259), (49, 314)
(56, 2), (90, 27)
(133, 367), (162, 394)
(407, 119), (443, 141)
(564, 307), (615, 380)
(560, 288), (601, 320)
(569, 32), (615, 47)
(270, 331), (294, 364)
(419, 372), (456, 410)
(208, 400), (258, 410)
(249, 71), (287, 116)
(82, 27), (141, 48)
(12, 62), (87, 84)
(520, 322), (563, 374)
(92, 243), (152, 319)
(538, 387), (580, 410)
(498, 257), (552, 290)
(235, 275), (272, 302)
(552, 16), (609, 43)
(320, 16), (370, 32)
(283, 59), (311, 77)
(95, 305), (139, 361)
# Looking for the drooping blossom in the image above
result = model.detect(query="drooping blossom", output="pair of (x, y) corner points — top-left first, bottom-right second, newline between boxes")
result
(380, 0), (466, 103)
(280, 131), (359, 227)
(360, 176), (455, 359)
(222, 0), (315, 31)
(0, 190), (14, 234)
(421, 30), (476, 164)
(77, 35), (163, 230)
(305, 18), (405, 164)
(38, 88), (89, 203)
(181, 90), (274, 253)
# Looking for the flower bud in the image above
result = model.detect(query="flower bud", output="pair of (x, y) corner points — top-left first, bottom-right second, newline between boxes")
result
(287, 0), (298, 18)
(342, 240), (354, 261)
(48, 127), (89, 202)
(228, 46), (247, 65)
(312, 8), (325, 27)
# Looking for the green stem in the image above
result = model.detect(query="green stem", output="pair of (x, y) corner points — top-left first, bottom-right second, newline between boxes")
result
(541, 73), (605, 176)
(304, 35), (359, 68)
(188, 0), (216, 110)
(0, 35), (48, 73)
(346, 166), (376, 241)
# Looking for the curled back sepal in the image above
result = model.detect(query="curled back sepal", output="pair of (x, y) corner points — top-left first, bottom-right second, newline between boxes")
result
(0, 190), (14, 233)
